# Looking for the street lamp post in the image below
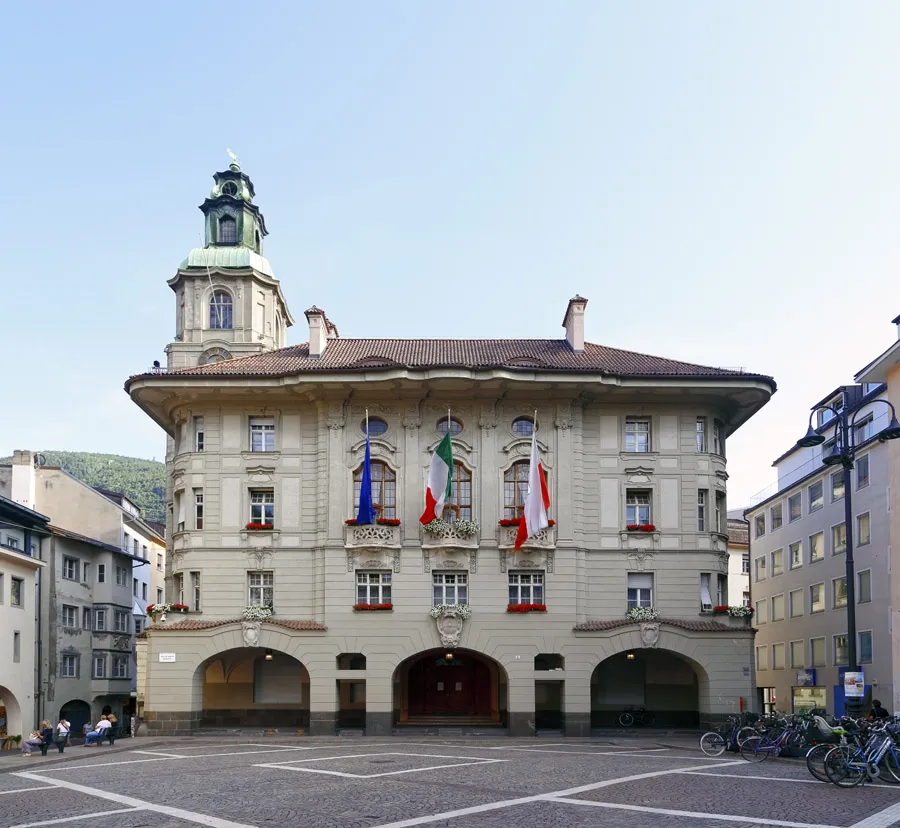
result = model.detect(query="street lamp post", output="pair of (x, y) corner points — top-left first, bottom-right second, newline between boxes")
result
(796, 396), (900, 714)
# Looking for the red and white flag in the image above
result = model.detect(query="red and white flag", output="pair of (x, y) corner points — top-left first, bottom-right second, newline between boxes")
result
(515, 426), (550, 550)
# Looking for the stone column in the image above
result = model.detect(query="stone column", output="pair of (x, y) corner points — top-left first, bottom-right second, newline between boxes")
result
(506, 661), (536, 736)
(363, 663), (394, 736)
(308, 664), (338, 736)
(563, 668), (592, 737)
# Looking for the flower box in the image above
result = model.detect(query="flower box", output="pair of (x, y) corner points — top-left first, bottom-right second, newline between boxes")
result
(506, 603), (547, 613)
(345, 518), (401, 526)
(242, 605), (273, 621)
(625, 524), (656, 532)
(146, 603), (188, 614)
(727, 605), (754, 618)
(625, 606), (659, 621)
(423, 518), (479, 537)
(498, 518), (555, 527)
(712, 605), (729, 614)
(353, 603), (393, 611)
(245, 523), (274, 531)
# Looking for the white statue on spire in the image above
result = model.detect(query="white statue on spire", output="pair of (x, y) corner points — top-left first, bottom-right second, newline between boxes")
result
(227, 148), (240, 167)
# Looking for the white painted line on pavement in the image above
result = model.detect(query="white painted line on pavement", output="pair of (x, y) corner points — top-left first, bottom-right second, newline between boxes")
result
(489, 746), (734, 760)
(549, 797), (841, 828)
(850, 801), (900, 828)
(132, 750), (186, 758)
(7, 808), (142, 828)
(25, 756), (173, 771)
(265, 759), (508, 779)
(680, 769), (898, 788)
(0, 786), (58, 795)
(12, 772), (258, 828)
(259, 751), (504, 765)
(365, 759), (746, 828)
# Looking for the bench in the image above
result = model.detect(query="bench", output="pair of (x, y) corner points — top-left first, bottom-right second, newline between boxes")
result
(40, 738), (65, 755)
(99, 726), (120, 745)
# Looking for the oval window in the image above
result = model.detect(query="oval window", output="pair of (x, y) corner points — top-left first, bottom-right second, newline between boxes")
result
(512, 417), (535, 437)
(437, 418), (463, 436)
(364, 418), (388, 437)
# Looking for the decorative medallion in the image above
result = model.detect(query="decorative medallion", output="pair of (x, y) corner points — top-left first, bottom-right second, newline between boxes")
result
(434, 608), (465, 648)
(241, 620), (262, 648)
(640, 622), (660, 648)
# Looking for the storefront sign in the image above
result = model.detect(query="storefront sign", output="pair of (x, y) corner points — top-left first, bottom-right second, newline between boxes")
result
(843, 671), (865, 698)
(158, 653), (177, 663)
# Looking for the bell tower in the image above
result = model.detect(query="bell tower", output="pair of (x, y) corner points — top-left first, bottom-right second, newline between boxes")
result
(165, 155), (294, 370)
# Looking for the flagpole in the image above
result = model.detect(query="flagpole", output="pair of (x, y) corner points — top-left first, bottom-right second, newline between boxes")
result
(366, 408), (369, 438)
(448, 408), (451, 435)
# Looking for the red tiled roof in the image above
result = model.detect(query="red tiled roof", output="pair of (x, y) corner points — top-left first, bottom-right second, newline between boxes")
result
(148, 618), (326, 632)
(573, 618), (750, 633)
(727, 524), (750, 546)
(128, 339), (774, 385)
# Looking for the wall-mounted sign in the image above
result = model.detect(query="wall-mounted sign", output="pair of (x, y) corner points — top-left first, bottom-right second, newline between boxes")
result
(158, 653), (177, 663)
(844, 671), (865, 698)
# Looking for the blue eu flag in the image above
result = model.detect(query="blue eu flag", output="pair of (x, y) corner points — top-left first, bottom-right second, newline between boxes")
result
(357, 426), (376, 525)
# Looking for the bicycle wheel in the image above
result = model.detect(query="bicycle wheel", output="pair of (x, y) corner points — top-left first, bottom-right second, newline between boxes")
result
(699, 732), (727, 757)
(740, 737), (770, 763)
(736, 727), (757, 747)
(880, 747), (900, 784)
(805, 743), (833, 782)
(618, 712), (634, 727)
(823, 746), (866, 788)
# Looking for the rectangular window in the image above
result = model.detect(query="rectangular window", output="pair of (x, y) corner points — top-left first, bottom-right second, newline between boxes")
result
(700, 573), (712, 611)
(831, 524), (846, 556)
(93, 656), (106, 678)
(249, 417), (276, 452)
(754, 514), (765, 538)
(788, 493), (802, 522)
(62, 557), (78, 581)
(61, 654), (77, 678)
(771, 549), (783, 576)
(858, 569), (872, 603)
(790, 640), (805, 668)
(432, 573), (468, 606)
(858, 512), (871, 546)
(156, 587), (164, 604)
(62, 605), (77, 628)
(855, 415), (874, 444)
(115, 566), (127, 586)
(789, 588), (803, 617)
(715, 491), (726, 532)
(713, 421), (724, 456)
(142, 582), (148, 601)
(114, 610), (128, 633)
(772, 642), (785, 670)
(157, 553), (163, 571)
(809, 532), (824, 563)
(250, 490), (275, 526)
(97, 564), (105, 583)
(625, 490), (652, 526)
(716, 574), (727, 606)
(754, 556), (766, 582)
(771, 593), (785, 621)
(133, 577), (138, 597)
(810, 583), (825, 613)
(831, 471), (845, 501)
(697, 490), (707, 531)
(742, 590), (751, 607)
(112, 655), (128, 679)
(756, 646), (768, 671)
(135, 619), (142, 634)
(755, 599), (768, 624)
(142, 545), (147, 560)
(857, 455), (870, 489)
(834, 634), (849, 666)
(789, 541), (802, 569)
(95, 609), (107, 631)
(696, 417), (707, 452)
(627, 572), (653, 609)
(11, 577), (23, 607)
(194, 416), (205, 452)
(833, 577), (847, 608)
(194, 489), (204, 530)
(176, 490), (185, 532)
(133, 538), (139, 557)
(82, 563), (90, 583)
(509, 571), (545, 605)
(770, 503), (783, 532)
(82, 608), (91, 628)
(191, 571), (201, 612)
(625, 419), (650, 452)
(5, 536), (19, 549)
(0, 573), (4, 603)
(859, 631), (873, 664)
(248, 571), (274, 606)
(811, 637), (826, 667)
(808, 481), (824, 512)
(741, 554), (750, 574)
(13, 630), (20, 663)
(174, 573), (184, 605)
(356, 571), (392, 605)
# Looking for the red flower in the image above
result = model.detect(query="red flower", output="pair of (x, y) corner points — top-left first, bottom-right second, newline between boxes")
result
(506, 603), (547, 613)
(626, 524), (656, 532)
(498, 518), (555, 527)
(352, 603), (393, 611)
(712, 605), (729, 613)
(171, 604), (189, 611)
(245, 522), (272, 531)
(346, 519), (401, 526)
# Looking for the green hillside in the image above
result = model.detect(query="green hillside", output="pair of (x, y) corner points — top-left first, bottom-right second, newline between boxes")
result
(1, 451), (166, 524)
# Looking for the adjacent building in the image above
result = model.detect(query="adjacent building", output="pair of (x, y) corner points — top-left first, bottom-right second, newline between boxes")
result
(726, 517), (750, 609)
(126, 160), (775, 736)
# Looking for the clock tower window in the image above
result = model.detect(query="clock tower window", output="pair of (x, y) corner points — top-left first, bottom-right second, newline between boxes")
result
(209, 291), (233, 330)
(219, 214), (237, 244)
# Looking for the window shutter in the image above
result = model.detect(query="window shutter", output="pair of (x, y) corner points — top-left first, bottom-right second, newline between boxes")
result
(700, 573), (712, 607)
(627, 573), (653, 590)
(177, 493), (186, 525)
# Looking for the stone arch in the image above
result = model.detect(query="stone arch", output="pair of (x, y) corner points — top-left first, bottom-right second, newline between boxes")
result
(0, 685), (23, 737)
(58, 699), (91, 735)
(393, 647), (508, 726)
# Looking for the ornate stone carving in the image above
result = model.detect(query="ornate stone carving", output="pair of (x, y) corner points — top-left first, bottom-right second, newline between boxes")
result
(112, 636), (130, 651)
(434, 608), (465, 648)
(392, 549), (401, 573)
(478, 418), (497, 431)
(423, 550), (431, 573)
(554, 418), (573, 430)
(170, 550), (186, 571)
(326, 416), (345, 430)
(545, 550), (555, 573)
(241, 621), (261, 648)
(716, 551), (729, 572)
(499, 551), (507, 573)
(345, 524), (400, 549)
(626, 550), (654, 571)
(247, 547), (273, 570)
(640, 623), (660, 648)
(436, 559), (462, 568)
(468, 550), (478, 574)
(347, 552), (355, 573)
(498, 526), (555, 550)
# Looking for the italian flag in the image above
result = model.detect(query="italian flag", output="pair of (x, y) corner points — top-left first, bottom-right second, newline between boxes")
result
(420, 431), (453, 525)
(514, 429), (550, 550)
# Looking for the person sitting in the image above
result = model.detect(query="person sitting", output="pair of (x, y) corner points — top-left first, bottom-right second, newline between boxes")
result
(54, 717), (70, 752)
(870, 699), (891, 720)
(84, 715), (111, 746)
(21, 726), (45, 757)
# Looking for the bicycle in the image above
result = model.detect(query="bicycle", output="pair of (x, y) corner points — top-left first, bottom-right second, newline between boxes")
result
(823, 722), (900, 787)
(740, 716), (805, 762)
(618, 706), (655, 727)
(699, 715), (758, 757)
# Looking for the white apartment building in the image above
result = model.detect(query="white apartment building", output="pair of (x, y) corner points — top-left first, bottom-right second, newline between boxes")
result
(125, 160), (775, 736)
(726, 517), (750, 609)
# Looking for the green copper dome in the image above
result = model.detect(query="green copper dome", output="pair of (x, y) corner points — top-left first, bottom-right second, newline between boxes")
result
(179, 247), (274, 276)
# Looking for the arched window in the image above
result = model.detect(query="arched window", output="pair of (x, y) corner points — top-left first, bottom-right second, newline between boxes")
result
(437, 417), (463, 437)
(219, 214), (237, 244)
(209, 291), (233, 330)
(442, 462), (472, 522)
(362, 418), (388, 437)
(354, 461), (397, 520)
(221, 181), (237, 196)
(512, 417), (535, 437)
(504, 460), (549, 520)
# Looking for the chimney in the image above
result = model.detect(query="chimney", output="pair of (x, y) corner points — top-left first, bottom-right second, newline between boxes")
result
(305, 306), (329, 359)
(11, 450), (36, 510)
(892, 313), (900, 340)
(562, 295), (588, 353)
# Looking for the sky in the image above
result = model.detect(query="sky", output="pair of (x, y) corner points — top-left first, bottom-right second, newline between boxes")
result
(2, 1), (900, 507)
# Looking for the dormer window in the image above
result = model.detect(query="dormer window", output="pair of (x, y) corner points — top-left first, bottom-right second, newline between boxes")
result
(209, 291), (233, 330)
(219, 214), (237, 244)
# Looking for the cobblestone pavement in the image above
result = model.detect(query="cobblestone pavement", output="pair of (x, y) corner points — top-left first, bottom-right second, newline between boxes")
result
(4, 737), (900, 828)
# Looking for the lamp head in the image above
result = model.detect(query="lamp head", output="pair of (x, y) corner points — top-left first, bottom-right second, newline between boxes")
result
(822, 444), (845, 466)
(879, 416), (900, 442)
(625, 651), (636, 661)
(264, 648), (274, 661)
(797, 426), (826, 448)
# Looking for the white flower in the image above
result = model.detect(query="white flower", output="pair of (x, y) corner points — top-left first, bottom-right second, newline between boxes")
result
(455, 520), (480, 537)
(625, 606), (659, 621)
(242, 605), (273, 621)
(727, 606), (753, 618)
(148, 603), (172, 614)
(429, 604), (472, 619)
(423, 518), (448, 534)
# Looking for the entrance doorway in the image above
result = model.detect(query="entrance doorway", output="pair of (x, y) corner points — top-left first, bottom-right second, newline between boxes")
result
(395, 649), (505, 725)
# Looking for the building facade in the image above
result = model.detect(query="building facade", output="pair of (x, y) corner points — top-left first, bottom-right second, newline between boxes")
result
(726, 517), (750, 609)
(126, 162), (775, 736)
(0, 494), (49, 737)
(745, 383), (891, 715)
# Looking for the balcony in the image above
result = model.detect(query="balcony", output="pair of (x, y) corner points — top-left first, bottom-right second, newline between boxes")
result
(422, 523), (479, 553)
(343, 523), (401, 552)
(497, 523), (556, 551)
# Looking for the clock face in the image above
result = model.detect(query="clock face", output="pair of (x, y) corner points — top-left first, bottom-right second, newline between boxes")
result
(222, 182), (237, 196)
